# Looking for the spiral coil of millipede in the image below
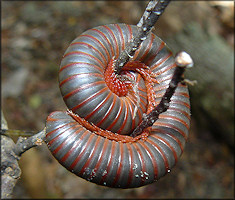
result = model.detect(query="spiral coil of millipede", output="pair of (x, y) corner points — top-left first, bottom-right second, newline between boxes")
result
(45, 23), (191, 188)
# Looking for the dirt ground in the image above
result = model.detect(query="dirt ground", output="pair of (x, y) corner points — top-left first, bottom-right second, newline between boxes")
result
(1, 1), (234, 199)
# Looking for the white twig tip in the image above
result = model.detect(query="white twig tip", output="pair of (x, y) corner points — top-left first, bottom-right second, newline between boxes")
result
(175, 51), (193, 68)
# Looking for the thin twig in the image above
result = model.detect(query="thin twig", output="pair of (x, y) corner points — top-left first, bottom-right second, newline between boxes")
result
(131, 51), (193, 137)
(1, 129), (37, 137)
(115, 0), (171, 74)
(13, 128), (46, 157)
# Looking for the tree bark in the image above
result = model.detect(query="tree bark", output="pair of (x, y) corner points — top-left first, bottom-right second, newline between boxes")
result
(1, 111), (21, 199)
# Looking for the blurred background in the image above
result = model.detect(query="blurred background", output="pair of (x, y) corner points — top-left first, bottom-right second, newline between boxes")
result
(1, 1), (234, 199)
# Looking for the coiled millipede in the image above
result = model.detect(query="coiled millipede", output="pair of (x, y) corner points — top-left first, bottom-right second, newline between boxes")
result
(45, 23), (190, 188)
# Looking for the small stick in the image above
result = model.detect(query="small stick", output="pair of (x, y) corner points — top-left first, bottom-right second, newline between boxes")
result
(13, 128), (46, 157)
(115, 0), (171, 74)
(130, 51), (193, 137)
(1, 129), (37, 137)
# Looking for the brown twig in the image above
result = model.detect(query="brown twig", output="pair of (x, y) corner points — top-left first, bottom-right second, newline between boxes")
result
(13, 128), (46, 157)
(115, 0), (171, 74)
(131, 51), (193, 137)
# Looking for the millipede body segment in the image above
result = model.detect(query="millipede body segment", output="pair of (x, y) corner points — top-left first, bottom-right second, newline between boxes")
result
(45, 24), (190, 188)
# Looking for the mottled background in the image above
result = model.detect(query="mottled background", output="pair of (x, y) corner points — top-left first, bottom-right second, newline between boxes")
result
(1, 1), (234, 199)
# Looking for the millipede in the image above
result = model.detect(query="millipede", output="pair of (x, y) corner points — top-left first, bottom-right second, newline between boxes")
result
(45, 23), (191, 188)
